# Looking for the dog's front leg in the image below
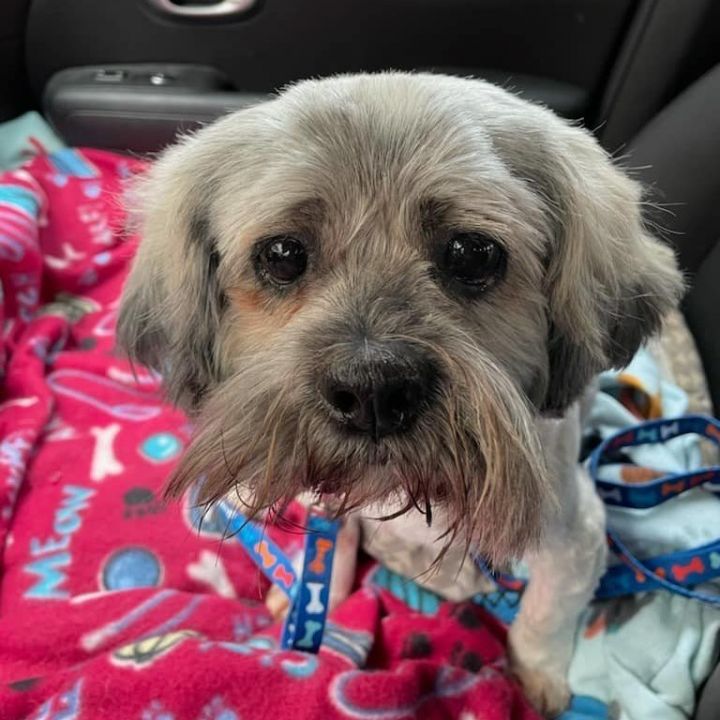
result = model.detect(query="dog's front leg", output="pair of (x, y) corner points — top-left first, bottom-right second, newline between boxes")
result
(328, 512), (361, 609)
(509, 415), (607, 717)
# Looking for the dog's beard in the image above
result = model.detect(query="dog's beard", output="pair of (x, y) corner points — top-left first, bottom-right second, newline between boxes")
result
(167, 339), (553, 565)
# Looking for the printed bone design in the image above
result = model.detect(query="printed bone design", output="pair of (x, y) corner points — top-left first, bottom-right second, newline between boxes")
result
(608, 430), (634, 450)
(690, 471), (717, 488)
(597, 486), (622, 504)
(706, 422), (720, 444)
(89, 423), (124, 482)
(661, 479), (686, 497)
(294, 535), (336, 651)
(254, 541), (277, 569)
(305, 582), (325, 614)
(296, 620), (323, 650)
(636, 427), (660, 444)
(309, 538), (333, 574)
(272, 564), (294, 590)
(672, 556), (705, 583)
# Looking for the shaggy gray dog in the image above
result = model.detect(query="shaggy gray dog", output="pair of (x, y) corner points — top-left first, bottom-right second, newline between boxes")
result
(118, 72), (683, 715)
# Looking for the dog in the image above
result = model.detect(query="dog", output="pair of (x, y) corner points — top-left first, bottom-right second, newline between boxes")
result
(117, 72), (684, 716)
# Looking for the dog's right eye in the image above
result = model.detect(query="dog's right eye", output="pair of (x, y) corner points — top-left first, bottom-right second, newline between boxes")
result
(256, 236), (308, 285)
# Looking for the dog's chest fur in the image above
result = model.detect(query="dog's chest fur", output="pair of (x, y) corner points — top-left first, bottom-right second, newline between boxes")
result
(359, 400), (589, 601)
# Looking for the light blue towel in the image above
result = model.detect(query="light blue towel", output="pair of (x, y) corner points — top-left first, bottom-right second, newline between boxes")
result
(0, 111), (66, 171)
(567, 346), (720, 720)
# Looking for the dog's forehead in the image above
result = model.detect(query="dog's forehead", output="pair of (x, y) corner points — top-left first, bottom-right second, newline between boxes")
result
(212, 74), (549, 263)
(276, 77), (501, 198)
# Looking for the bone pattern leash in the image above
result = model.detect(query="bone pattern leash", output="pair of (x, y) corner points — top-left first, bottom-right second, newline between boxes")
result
(215, 414), (720, 657)
(214, 500), (339, 653)
(477, 414), (720, 605)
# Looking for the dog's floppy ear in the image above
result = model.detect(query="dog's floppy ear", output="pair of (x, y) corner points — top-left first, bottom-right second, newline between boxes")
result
(537, 125), (684, 413)
(117, 134), (227, 412)
(491, 112), (684, 415)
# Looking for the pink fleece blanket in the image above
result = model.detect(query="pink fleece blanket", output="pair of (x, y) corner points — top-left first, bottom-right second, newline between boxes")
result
(0, 148), (539, 720)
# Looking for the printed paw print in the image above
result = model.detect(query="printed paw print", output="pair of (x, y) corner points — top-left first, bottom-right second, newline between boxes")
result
(449, 641), (484, 673)
(141, 700), (175, 720)
(401, 632), (433, 659)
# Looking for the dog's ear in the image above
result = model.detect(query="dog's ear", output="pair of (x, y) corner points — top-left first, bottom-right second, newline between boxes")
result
(117, 134), (227, 411)
(538, 126), (684, 414)
(491, 112), (684, 415)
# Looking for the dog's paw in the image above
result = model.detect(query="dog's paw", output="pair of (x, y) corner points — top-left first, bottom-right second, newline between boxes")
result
(265, 584), (290, 620)
(509, 656), (570, 718)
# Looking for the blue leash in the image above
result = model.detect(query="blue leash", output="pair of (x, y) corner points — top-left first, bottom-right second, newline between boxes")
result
(590, 415), (720, 604)
(477, 414), (720, 606)
(589, 415), (720, 509)
(215, 500), (340, 653)
(216, 413), (720, 657)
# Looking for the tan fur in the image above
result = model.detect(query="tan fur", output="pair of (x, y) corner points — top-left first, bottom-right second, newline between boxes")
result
(227, 287), (306, 336)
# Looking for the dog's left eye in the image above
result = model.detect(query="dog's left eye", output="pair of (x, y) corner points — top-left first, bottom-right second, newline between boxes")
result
(257, 236), (308, 285)
(443, 233), (506, 290)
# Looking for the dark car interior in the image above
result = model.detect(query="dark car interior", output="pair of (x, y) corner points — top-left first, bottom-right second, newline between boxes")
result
(1, 0), (719, 717)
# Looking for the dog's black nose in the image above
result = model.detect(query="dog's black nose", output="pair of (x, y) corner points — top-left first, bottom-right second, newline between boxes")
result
(324, 377), (424, 438)
(321, 342), (437, 440)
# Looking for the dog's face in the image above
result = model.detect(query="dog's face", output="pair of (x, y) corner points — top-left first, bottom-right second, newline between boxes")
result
(118, 73), (682, 563)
